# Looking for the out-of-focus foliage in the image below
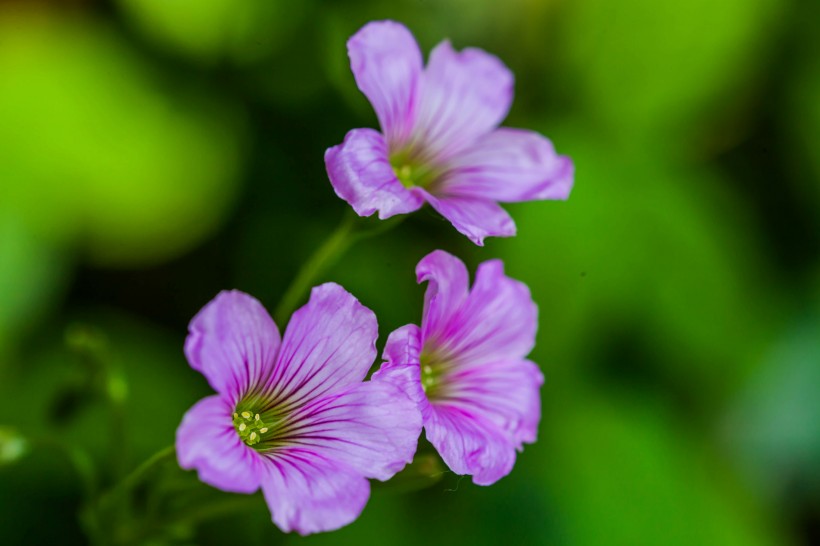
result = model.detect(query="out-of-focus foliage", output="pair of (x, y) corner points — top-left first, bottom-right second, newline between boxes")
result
(543, 391), (785, 546)
(558, 0), (784, 148)
(726, 313), (820, 498)
(783, 1), (820, 212)
(0, 7), (245, 267)
(0, 0), (816, 545)
(498, 136), (782, 402)
(116, 0), (314, 65)
(0, 211), (67, 357)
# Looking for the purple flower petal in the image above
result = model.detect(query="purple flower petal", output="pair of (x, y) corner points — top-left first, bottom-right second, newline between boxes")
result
(416, 251), (469, 344)
(178, 284), (424, 535)
(347, 20), (422, 147)
(424, 406), (516, 486)
(284, 381), (421, 481)
(428, 258), (537, 365)
(441, 128), (574, 202)
(419, 190), (516, 246)
(415, 41), (513, 161)
(374, 251), (543, 484)
(176, 395), (265, 494)
(371, 324), (431, 420)
(260, 450), (370, 535)
(330, 21), (574, 244)
(184, 290), (281, 402)
(264, 283), (378, 406)
(325, 128), (424, 219)
(437, 359), (543, 447)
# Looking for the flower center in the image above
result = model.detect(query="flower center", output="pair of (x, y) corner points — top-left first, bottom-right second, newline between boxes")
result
(394, 164), (416, 188)
(419, 350), (449, 400)
(232, 410), (271, 447)
(389, 150), (440, 189)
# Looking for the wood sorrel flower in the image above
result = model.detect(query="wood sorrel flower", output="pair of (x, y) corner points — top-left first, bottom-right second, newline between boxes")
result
(325, 20), (574, 246)
(373, 250), (542, 485)
(176, 286), (422, 535)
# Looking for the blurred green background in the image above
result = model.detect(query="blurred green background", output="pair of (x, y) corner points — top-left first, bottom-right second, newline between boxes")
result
(1, 0), (818, 544)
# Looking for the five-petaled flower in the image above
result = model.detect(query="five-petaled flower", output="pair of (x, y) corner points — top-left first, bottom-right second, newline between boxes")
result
(176, 286), (422, 535)
(373, 250), (542, 484)
(325, 20), (574, 245)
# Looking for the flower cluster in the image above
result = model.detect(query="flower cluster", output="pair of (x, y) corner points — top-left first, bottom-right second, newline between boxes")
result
(178, 20), (571, 536)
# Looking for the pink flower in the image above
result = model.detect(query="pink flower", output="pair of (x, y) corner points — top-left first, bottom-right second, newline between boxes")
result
(373, 250), (542, 484)
(176, 286), (421, 535)
(325, 20), (573, 245)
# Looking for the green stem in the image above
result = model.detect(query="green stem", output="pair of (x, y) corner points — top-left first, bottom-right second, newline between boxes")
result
(273, 210), (405, 325)
(274, 211), (357, 324)
(97, 445), (176, 513)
